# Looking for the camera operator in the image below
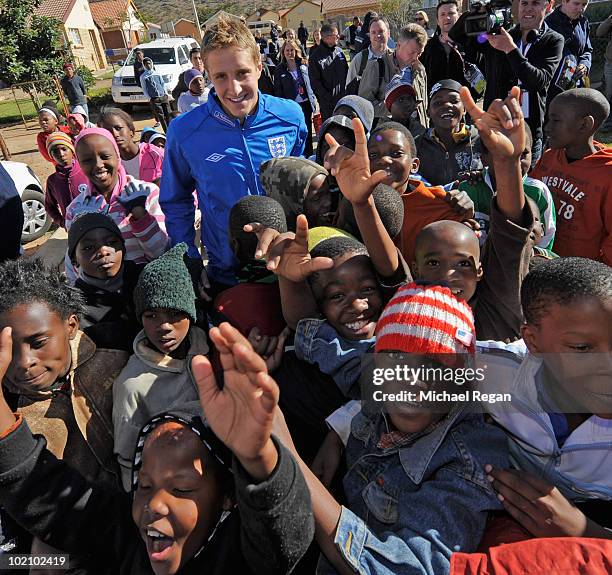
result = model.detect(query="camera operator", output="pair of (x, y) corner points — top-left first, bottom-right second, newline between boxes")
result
(450, 0), (563, 164)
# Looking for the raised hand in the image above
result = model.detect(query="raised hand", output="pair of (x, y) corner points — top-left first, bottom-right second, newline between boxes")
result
(191, 323), (279, 481)
(485, 465), (593, 538)
(323, 117), (387, 206)
(118, 179), (151, 218)
(444, 188), (474, 219)
(460, 86), (525, 160)
(261, 215), (333, 282)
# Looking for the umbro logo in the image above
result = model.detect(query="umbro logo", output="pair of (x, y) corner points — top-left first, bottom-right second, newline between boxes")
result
(205, 153), (225, 162)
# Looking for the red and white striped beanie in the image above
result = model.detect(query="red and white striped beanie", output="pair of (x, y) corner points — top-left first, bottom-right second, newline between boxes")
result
(375, 282), (476, 355)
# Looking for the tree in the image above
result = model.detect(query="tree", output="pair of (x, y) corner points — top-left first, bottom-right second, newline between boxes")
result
(381, 0), (423, 37)
(0, 0), (67, 100)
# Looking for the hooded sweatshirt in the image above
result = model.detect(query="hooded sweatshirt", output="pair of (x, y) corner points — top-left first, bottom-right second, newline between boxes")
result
(531, 144), (612, 265)
(260, 156), (328, 230)
(112, 325), (209, 491)
(45, 161), (87, 228)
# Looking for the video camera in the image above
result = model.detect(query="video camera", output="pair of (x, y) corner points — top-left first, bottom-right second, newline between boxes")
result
(464, 0), (513, 37)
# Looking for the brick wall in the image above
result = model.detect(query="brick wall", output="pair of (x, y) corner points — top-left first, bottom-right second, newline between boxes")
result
(67, 26), (108, 70)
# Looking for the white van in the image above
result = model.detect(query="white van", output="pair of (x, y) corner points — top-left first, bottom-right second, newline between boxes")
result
(111, 37), (199, 107)
(247, 21), (276, 37)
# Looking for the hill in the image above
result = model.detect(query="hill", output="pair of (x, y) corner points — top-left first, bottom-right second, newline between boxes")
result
(134, 0), (287, 26)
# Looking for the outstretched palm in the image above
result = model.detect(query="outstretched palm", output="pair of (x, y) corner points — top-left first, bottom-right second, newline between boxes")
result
(191, 323), (278, 465)
(460, 86), (525, 160)
(324, 117), (388, 205)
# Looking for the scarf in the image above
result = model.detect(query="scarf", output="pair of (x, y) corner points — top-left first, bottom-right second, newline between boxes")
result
(75, 127), (128, 200)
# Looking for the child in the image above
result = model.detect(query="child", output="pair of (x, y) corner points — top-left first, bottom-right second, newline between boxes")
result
(149, 131), (166, 149)
(334, 183), (405, 242)
(64, 127), (168, 283)
(68, 211), (142, 351)
(140, 57), (172, 132)
(274, 282), (509, 574)
(315, 114), (356, 165)
(0, 258), (128, 567)
(360, 120), (467, 262)
(478, 256), (612, 541)
(44, 132), (87, 229)
(333, 95), (375, 134)
(327, 87), (539, 342)
(36, 101), (71, 164)
(531, 88), (612, 265)
(460, 123), (557, 251)
(113, 243), (209, 490)
(213, 196), (289, 367)
(0, 258), (128, 487)
(415, 79), (482, 187)
(384, 71), (426, 138)
(177, 69), (210, 113)
(0, 322), (314, 574)
(260, 156), (332, 229)
(98, 107), (165, 186)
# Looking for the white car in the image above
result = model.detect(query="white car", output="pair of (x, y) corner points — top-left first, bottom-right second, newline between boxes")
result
(111, 37), (199, 107)
(0, 160), (51, 243)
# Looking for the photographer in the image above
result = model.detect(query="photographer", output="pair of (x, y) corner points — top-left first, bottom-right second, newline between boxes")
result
(450, 0), (563, 164)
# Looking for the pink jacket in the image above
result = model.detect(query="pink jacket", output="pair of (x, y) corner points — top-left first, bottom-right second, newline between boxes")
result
(138, 142), (164, 183)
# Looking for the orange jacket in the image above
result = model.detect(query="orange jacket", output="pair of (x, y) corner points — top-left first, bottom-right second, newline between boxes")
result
(531, 145), (612, 265)
(395, 178), (465, 262)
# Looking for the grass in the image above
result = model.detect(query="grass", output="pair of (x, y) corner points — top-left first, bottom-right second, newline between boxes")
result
(0, 97), (38, 125)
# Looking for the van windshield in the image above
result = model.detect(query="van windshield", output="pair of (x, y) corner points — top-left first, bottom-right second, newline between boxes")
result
(127, 47), (176, 65)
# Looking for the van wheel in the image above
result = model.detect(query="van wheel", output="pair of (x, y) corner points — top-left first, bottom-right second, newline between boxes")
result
(21, 188), (51, 243)
(121, 103), (133, 113)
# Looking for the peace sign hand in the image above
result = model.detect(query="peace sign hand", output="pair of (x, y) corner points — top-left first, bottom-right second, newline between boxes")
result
(323, 117), (387, 206)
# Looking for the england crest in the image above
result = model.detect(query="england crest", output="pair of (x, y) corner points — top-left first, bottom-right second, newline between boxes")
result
(268, 136), (287, 158)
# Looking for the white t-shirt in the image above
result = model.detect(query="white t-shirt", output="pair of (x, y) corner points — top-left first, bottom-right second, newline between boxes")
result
(122, 153), (140, 178)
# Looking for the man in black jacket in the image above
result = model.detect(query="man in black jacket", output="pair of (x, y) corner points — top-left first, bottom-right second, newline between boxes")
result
(421, 0), (483, 92)
(450, 0), (563, 163)
(308, 24), (349, 120)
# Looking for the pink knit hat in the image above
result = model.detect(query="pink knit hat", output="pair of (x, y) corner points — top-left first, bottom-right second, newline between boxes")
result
(375, 282), (476, 356)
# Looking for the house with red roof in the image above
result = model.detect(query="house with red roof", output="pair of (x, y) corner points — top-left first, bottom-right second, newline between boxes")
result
(90, 0), (146, 60)
(35, 0), (107, 70)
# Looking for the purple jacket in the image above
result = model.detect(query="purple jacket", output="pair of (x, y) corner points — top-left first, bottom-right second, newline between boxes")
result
(45, 161), (88, 228)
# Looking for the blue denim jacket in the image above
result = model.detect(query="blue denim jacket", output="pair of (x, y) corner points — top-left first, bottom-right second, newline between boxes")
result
(294, 318), (375, 398)
(318, 405), (508, 575)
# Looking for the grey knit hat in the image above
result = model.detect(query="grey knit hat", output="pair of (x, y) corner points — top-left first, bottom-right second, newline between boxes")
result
(133, 243), (197, 322)
(334, 95), (375, 133)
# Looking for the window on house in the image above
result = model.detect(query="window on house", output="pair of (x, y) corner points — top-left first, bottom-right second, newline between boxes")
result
(68, 28), (82, 46)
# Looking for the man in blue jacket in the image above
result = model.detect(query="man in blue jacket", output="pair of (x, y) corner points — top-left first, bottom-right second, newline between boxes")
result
(545, 0), (593, 105)
(160, 17), (307, 295)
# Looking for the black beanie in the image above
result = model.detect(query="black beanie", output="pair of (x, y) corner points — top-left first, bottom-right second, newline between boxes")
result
(133, 243), (197, 322)
(68, 212), (124, 260)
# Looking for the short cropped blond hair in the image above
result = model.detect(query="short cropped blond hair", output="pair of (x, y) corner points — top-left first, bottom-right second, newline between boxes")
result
(201, 17), (260, 68)
(398, 23), (429, 49)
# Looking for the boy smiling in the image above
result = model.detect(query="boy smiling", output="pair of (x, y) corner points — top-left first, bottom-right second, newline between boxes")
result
(160, 17), (307, 293)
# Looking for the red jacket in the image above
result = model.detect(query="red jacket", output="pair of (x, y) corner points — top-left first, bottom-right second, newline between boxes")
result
(531, 144), (612, 265)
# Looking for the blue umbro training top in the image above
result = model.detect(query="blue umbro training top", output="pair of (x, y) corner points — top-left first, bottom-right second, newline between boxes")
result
(160, 91), (307, 285)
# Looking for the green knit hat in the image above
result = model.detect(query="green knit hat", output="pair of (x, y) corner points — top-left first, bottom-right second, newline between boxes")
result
(133, 243), (197, 322)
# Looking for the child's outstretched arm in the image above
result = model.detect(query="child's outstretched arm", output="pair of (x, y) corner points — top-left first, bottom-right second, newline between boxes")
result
(246, 216), (333, 329)
(461, 86), (526, 225)
(324, 117), (400, 279)
(192, 324), (315, 573)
